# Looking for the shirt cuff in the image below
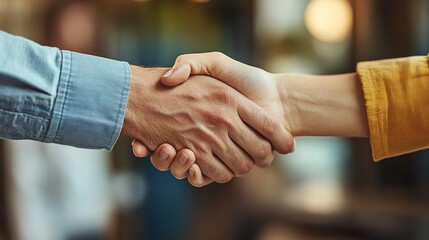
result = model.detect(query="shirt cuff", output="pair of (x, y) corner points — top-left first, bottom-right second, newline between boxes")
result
(357, 55), (429, 161)
(44, 51), (131, 150)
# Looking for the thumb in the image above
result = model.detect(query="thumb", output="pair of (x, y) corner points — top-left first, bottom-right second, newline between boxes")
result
(161, 63), (192, 87)
(132, 139), (151, 158)
(161, 52), (227, 87)
(160, 52), (251, 92)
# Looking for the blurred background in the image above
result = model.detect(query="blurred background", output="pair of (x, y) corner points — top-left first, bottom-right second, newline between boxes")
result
(0, 0), (429, 239)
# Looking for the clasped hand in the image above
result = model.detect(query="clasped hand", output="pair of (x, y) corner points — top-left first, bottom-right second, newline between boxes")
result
(124, 53), (296, 187)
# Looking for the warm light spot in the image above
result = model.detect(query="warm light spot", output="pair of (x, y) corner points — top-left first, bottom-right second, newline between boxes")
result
(132, 0), (150, 3)
(305, 0), (353, 42)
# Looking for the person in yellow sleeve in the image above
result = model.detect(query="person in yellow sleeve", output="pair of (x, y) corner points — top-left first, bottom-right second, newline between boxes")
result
(131, 52), (429, 187)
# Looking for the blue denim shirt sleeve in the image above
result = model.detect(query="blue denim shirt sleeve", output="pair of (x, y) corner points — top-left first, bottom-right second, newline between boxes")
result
(0, 30), (130, 150)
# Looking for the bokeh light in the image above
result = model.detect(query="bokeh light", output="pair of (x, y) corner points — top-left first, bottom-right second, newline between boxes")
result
(305, 0), (353, 42)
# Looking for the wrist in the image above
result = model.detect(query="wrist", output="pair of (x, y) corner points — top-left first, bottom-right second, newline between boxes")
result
(121, 65), (142, 138)
(274, 73), (369, 137)
(273, 73), (303, 136)
(121, 65), (169, 139)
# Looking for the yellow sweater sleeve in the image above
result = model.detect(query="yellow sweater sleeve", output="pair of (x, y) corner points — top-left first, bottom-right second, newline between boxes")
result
(357, 55), (429, 161)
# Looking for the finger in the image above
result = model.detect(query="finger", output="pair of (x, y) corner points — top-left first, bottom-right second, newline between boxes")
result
(170, 149), (196, 180)
(228, 118), (275, 168)
(162, 52), (253, 89)
(213, 138), (254, 176)
(132, 139), (151, 158)
(195, 152), (234, 184)
(237, 95), (295, 154)
(188, 164), (214, 187)
(150, 144), (177, 171)
(161, 64), (192, 87)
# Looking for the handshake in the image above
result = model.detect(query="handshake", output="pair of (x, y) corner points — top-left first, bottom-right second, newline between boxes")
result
(121, 52), (368, 187)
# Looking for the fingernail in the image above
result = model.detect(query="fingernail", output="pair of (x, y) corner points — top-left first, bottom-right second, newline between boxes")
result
(163, 69), (173, 78)
(189, 168), (195, 177)
(178, 154), (189, 165)
(131, 140), (134, 146)
(159, 148), (169, 161)
(291, 138), (296, 153)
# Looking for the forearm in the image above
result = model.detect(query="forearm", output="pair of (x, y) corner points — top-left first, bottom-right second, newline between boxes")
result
(0, 30), (130, 149)
(0, 31), (61, 141)
(276, 73), (369, 137)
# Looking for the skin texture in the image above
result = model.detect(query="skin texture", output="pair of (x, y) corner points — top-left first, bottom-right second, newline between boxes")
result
(132, 52), (369, 187)
(276, 72), (369, 137)
(122, 65), (294, 184)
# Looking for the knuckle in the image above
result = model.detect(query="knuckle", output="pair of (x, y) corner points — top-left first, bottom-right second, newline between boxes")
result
(258, 142), (272, 159)
(215, 87), (237, 105)
(233, 166), (246, 176)
(255, 143), (274, 168)
(210, 51), (223, 56)
(206, 52), (227, 75)
(207, 108), (229, 128)
(246, 160), (255, 172)
(210, 51), (226, 60)
(257, 154), (274, 168)
(221, 116), (235, 130)
(235, 159), (254, 176)
(175, 55), (188, 64)
(216, 172), (233, 184)
(254, 68), (271, 81)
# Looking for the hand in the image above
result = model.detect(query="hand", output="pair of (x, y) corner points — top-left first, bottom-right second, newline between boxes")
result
(122, 65), (293, 184)
(162, 52), (288, 131)
(132, 53), (296, 186)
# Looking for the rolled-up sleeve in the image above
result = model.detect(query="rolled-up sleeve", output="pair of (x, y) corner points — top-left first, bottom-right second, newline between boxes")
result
(0, 30), (130, 150)
(357, 55), (429, 161)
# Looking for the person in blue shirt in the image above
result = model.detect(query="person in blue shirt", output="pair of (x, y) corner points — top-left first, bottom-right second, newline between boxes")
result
(0, 30), (295, 184)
